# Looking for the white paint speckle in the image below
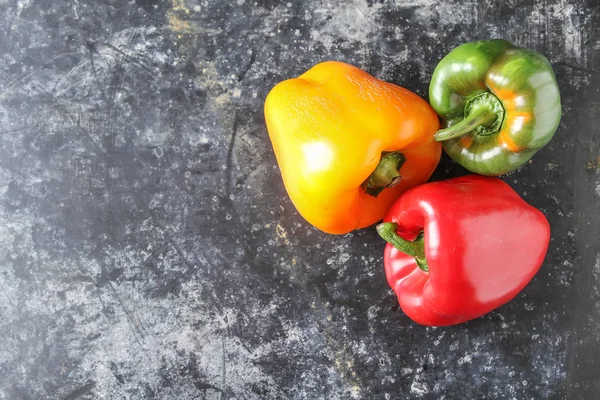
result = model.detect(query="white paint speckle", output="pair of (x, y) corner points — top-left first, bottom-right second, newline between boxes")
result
(410, 377), (429, 397)
(458, 354), (473, 364)
(309, 0), (381, 62)
(593, 254), (600, 284)
(153, 147), (164, 158)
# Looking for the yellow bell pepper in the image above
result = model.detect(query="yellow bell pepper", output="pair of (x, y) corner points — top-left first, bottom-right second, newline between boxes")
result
(264, 61), (441, 234)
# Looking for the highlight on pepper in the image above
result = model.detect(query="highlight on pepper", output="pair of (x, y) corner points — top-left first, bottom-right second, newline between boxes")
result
(264, 61), (441, 235)
(429, 39), (562, 176)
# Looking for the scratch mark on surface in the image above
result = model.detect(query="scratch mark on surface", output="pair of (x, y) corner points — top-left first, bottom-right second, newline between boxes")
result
(225, 112), (239, 198)
(86, 41), (111, 106)
(222, 334), (227, 394)
(135, 313), (148, 335)
(54, 58), (90, 90)
(354, 5), (367, 22)
(108, 281), (149, 359)
(0, 52), (79, 99)
(238, 51), (256, 82)
(168, 240), (194, 272)
(72, 0), (80, 19)
(102, 42), (154, 73)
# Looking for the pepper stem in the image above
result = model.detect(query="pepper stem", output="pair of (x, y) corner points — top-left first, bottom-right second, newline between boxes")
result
(434, 108), (497, 141)
(362, 151), (406, 197)
(376, 222), (429, 272)
(434, 92), (505, 142)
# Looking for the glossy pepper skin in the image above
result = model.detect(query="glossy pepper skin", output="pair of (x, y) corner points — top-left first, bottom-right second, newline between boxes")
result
(264, 61), (441, 234)
(377, 175), (550, 326)
(429, 39), (561, 176)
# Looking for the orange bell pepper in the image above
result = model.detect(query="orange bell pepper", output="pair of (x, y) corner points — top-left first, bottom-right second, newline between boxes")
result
(264, 61), (441, 234)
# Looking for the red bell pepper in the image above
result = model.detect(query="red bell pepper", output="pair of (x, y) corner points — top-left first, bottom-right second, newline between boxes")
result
(376, 175), (550, 326)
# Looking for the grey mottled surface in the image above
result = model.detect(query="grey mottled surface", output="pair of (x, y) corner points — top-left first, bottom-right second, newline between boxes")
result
(0, 0), (599, 399)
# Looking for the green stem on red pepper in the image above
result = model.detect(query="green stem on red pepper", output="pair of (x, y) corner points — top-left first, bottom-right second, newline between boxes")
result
(376, 222), (429, 272)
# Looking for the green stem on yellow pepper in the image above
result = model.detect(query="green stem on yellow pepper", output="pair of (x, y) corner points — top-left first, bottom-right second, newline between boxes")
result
(363, 151), (406, 197)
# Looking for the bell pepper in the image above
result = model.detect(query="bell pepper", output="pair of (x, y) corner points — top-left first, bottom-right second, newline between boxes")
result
(376, 175), (550, 326)
(264, 61), (441, 234)
(429, 39), (562, 176)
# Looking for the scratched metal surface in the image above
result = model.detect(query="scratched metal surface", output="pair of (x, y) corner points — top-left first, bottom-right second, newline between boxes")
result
(0, 0), (599, 399)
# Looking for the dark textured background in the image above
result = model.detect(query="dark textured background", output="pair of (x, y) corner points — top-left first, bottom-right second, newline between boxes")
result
(0, 0), (598, 399)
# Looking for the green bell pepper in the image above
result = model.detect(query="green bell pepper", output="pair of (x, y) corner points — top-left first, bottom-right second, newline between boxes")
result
(429, 39), (561, 176)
